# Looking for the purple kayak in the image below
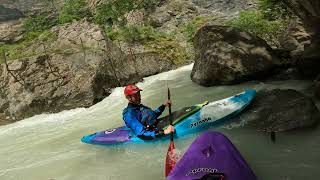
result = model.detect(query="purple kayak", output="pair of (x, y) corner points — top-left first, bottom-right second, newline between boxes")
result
(167, 131), (257, 180)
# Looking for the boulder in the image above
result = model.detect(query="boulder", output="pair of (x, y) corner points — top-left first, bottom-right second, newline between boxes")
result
(125, 52), (173, 78)
(295, 47), (320, 78)
(277, 19), (311, 57)
(282, 0), (320, 79)
(281, 0), (320, 33)
(0, 5), (24, 22)
(0, 20), (23, 43)
(192, 0), (257, 17)
(191, 25), (278, 86)
(0, 20), (173, 121)
(244, 89), (320, 132)
(0, 0), (64, 16)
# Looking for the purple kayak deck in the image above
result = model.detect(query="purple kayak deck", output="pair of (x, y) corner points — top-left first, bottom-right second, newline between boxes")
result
(167, 131), (257, 180)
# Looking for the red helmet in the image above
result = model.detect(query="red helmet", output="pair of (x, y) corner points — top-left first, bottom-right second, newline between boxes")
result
(124, 84), (142, 96)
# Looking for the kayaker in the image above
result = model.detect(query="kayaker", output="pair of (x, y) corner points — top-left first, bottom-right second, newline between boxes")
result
(122, 84), (174, 140)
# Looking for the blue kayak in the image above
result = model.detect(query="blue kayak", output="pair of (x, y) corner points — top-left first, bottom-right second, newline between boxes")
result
(167, 131), (257, 180)
(81, 89), (256, 146)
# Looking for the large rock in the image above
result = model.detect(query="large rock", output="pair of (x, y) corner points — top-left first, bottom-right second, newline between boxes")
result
(0, 20), (172, 121)
(191, 0), (256, 17)
(295, 47), (320, 78)
(149, 0), (256, 33)
(277, 19), (311, 57)
(0, 0), (63, 17)
(149, 0), (198, 32)
(282, 0), (320, 33)
(191, 25), (278, 86)
(0, 20), (23, 43)
(0, 0), (63, 43)
(125, 52), (173, 78)
(244, 89), (320, 132)
(0, 4), (23, 22)
(281, 0), (320, 79)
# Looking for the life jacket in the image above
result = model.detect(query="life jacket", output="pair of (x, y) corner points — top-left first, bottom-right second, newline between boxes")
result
(123, 104), (158, 131)
(140, 107), (157, 127)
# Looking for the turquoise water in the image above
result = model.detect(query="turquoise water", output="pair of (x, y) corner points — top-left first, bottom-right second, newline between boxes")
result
(0, 64), (319, 180)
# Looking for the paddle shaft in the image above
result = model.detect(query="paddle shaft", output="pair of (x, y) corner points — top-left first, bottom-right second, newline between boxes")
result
(165, 87), (175, 177)
(168, 88), (173, 141)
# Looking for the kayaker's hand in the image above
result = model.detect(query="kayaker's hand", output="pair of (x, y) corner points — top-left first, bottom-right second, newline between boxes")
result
(164, 100), (172, 107)
(164, 125), (174, 135)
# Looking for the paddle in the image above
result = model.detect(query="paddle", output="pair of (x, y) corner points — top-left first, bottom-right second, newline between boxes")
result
(165, 87), (176, 177)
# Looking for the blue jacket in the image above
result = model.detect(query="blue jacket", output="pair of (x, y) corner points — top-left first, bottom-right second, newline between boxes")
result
(123, 103), (166, 139)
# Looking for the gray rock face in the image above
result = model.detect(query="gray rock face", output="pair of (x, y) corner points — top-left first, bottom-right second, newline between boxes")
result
(149, 0), (256, 33)
(0, 5), (23, 22)
(295, 47), (320, 78)
(282, 0), (320, 32)
(149, 0), (198, 32)
(1, 55), (97, 119)
(125, 52), (173, 78)
(0, 20), (23, 43)
(0, 0), (64, 43)
(191, 0), (256, 16)
(191, 25), (278, 86)
(0, 0), (63, 16)
(0, 20), (173, 121)
(278, 19), (311, 57)
(244, 89), (320, 132)
(282, 0), (320, 79)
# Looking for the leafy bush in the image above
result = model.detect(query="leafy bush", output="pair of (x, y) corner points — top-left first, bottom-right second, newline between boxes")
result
(0, 31), (57, 61)
(94, 0), (134, 25)
(145, 39), (191, 65)
(22, 15), (57, 41)
(140, 0), (159, 10)
(226, 11), (285, 46)
(23, 15), (55, 32)
(24, 31), (44, 41)
(105, 24), (190, 65)
(0, 42), (34, 61)
(58, 0), (91, 24)
(93, 0), (159, 25)
(180, 16), (217, 42)
(38, 30), (58, 42)
(258, 0), (292, 20)
(106, 25), (166, 43)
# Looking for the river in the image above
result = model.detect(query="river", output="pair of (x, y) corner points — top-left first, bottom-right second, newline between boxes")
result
(0, 64), (319, 180)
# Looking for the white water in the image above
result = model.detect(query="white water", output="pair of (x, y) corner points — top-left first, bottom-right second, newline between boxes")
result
(0, 64), (319, 180)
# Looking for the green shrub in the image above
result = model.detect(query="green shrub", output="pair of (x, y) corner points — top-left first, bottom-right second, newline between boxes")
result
(94, 0), (135, 25)
(0, 42), (33, 61)
(58, 0), (91, 24)
(38, 30), (58, 42)
(106, 25), (166, 43)
(93, 0), (159, 25)
(22, 15), (57, 41)
(0, 31), (57, 61)
(145, 39), (191, 65)
(258, 0), (292, 20)
(180, 16), (217, 42)
(140, 0), (159, 10)
(23, 31), (43, 41)
(226, 11), (285, 46)
(23, 15), (55, 32)
(105, 25), (190, 65)
(122, 25), (164, 43)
